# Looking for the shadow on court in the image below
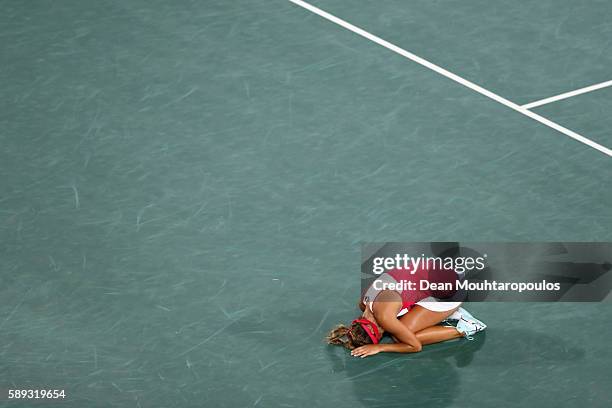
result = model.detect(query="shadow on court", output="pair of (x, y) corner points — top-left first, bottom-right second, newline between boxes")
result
(471, 328), (585, 365)
(325, 334), (485, 407)
(324, 327), (584, 408)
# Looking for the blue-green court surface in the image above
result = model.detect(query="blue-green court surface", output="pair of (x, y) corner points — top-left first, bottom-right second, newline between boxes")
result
(1, 0), (611, 407)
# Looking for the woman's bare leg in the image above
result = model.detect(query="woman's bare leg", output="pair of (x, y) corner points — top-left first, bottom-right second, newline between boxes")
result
(414, 325), (462, 345)
(395, 305), (461, 346)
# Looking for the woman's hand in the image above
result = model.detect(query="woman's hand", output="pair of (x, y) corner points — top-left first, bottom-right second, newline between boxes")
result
(351, 344), (382, 358)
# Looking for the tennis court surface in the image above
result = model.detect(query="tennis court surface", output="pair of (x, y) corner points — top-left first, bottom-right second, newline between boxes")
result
(1, 0), (611, 407)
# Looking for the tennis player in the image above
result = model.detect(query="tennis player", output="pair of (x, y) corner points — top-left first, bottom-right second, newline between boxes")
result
(327, 266), (486, 357)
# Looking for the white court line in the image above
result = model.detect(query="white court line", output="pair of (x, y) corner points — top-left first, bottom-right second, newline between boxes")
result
(289, 0), (612, 157)
(522, 79), (612, 109)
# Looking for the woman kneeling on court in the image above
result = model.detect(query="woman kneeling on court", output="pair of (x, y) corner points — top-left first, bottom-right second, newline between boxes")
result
(327, 266), (486, 357)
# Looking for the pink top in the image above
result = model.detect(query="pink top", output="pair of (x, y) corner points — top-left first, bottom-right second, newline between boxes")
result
(387, 267), (431, 310)
(364, 265), (458, 315)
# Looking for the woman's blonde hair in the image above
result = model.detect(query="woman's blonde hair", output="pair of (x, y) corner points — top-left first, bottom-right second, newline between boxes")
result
(326, 322), (372, 350)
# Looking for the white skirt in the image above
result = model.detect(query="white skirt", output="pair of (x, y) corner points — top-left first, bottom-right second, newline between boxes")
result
(364, 273), (462, 316)
(416, 297), (462, 312)
(396, 298), (462, 317)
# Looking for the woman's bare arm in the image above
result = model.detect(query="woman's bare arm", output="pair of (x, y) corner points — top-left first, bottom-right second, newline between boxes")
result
(350, 317), (421, 358)
(377, 316), (422, 353)
(373, 301), (422, 352)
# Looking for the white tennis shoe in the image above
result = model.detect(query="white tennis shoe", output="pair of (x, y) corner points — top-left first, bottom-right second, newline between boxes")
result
(444, 307), (486, 340)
